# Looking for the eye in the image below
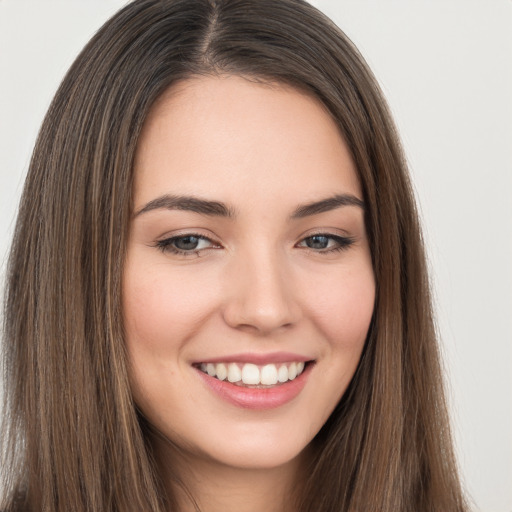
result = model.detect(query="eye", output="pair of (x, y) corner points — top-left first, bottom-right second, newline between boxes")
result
(297, 233), (355, 253)
(155, 234), (220, 256)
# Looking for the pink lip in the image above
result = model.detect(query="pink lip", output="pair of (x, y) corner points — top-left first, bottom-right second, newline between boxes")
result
(194, 352), (311, 365)
(194, 362), (314, 410)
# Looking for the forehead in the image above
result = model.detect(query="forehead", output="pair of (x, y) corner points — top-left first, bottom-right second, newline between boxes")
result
(133, 75), (362, 210)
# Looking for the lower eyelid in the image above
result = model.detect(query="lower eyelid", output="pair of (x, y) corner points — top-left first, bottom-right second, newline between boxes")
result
(154, 233), (354, 254)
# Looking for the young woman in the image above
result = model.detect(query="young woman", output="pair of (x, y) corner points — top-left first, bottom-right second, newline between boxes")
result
(1, 0), (469, 511)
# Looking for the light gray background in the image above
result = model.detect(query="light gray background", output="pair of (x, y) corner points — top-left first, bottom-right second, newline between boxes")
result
(1, 1), (511, 511)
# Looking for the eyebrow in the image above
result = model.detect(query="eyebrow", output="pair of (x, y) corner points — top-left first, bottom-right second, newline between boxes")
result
(290, 194), (365, 218)
(134, 194), (236, 218)
(134, 193), (364, 219)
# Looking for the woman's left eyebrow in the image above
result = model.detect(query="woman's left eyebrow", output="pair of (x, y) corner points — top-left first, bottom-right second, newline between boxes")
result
(290, 194), (365, 219)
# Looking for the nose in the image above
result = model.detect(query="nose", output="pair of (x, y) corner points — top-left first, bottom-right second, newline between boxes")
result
(222, 248), (301, 335)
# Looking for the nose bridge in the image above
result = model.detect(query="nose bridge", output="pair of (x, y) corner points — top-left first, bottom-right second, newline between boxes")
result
(223, 241), (298, 334)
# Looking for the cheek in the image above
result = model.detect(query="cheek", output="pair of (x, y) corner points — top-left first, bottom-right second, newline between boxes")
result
(122, 258), (220, 354)
(304, 265), (375, 349)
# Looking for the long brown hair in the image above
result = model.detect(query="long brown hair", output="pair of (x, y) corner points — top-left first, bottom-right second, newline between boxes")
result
(1, 0), (468, 510)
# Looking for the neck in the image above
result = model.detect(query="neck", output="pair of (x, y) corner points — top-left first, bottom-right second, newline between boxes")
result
(150, 432), (310, 512)
(173, 460), (299, 512)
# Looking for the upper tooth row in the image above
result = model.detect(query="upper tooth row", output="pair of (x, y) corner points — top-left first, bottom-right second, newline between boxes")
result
(200, 362), (306, 385)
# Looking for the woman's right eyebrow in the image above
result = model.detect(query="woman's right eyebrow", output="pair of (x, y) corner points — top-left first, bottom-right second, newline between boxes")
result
(134, 194), (236, 218)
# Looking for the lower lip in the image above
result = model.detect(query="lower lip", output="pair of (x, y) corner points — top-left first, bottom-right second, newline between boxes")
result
(195, 363), (313, 410)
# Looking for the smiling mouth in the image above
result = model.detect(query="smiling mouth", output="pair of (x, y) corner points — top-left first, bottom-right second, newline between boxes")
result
(194, 361), (312, 388)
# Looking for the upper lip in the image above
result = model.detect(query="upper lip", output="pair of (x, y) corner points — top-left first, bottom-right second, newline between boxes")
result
(193, 352), (313, 365)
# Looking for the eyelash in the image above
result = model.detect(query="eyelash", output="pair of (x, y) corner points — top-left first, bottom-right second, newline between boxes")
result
(297, 233), (355, 253)
(155, 233), (219, 257)
(155, 232), (355, 257)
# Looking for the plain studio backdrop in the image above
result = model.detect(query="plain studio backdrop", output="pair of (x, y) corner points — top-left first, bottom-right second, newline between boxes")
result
(0, 1), (511, 511)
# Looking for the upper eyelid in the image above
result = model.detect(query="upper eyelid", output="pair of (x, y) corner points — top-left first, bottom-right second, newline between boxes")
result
(299, 233), (352, 241)
(157, 230), (352, 240)
(157, 230), (219, 242)
(294, 227), (354, 241)
(159, 233), (219, 245)
(154, 229), (355, 247)
(296, 233), (355, 246)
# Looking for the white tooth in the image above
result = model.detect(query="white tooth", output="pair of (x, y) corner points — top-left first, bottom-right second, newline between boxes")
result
(200, 363), (207, 372)
(215, 363), (227, 381)
(227, 363), (242, 382)
(296, 361), (305, 374)
(260, 364), (278, 385)
(288, 362), (297, 380)
(277, 365), (289, 383)
(206, 363), (216, 377)
(241, 363), (260, 385)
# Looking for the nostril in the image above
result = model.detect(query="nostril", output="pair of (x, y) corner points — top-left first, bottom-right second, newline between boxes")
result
(222, 300), (300, 334)
(220, 257), (303, 334)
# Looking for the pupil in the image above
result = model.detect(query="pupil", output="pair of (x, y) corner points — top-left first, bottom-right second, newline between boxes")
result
(307, 235), (329, 249)
(175, 236), (199, 250)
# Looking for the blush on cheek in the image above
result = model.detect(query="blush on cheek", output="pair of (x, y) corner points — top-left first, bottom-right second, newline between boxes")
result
(315, 286), (374, 342)
(328, 296), (372, 388)
(123, 271), (219, 357)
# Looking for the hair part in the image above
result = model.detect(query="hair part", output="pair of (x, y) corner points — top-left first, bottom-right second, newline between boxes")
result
(2, 1), (468, 511)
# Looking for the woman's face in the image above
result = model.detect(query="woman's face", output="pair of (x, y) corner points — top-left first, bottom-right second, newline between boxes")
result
(123, 75), (375, 471)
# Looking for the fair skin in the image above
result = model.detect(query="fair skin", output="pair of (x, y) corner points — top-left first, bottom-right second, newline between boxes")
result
(123, 75), (375, 512)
